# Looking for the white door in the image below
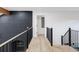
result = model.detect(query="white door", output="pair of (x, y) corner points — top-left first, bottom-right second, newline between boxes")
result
(37, 15), (45, 36)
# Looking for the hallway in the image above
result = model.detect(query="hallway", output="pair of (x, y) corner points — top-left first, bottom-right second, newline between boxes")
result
(26, 35), (77, 52)
(0, 7), (79, 52)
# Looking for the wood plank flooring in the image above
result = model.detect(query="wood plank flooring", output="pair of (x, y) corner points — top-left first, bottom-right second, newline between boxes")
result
(26, 35), (77, 52)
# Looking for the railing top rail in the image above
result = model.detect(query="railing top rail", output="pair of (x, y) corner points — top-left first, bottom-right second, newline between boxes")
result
(63, 28), (72, 37)
(63, 29), (69, 37)
(0, 27), (32, 47)
(71, 29), (79, 32)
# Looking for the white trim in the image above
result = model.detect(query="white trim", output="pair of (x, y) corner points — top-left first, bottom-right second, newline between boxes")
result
(0, 27), (32, 47)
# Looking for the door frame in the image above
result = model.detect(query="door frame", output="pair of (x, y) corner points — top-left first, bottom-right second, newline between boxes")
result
(37, 15), (45, 36)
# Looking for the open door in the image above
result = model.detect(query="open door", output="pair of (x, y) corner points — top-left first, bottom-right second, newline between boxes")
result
(37, 15), (45, 36)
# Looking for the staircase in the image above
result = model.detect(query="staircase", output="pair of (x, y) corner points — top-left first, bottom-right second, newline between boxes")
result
(26, 35), (77, 52)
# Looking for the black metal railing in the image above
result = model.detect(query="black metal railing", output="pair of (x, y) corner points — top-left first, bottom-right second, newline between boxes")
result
(46, 27), (53, 46)
(0, 27), (32, 52)
(61, 28), (71, 46)
(61, 28), (79, 48)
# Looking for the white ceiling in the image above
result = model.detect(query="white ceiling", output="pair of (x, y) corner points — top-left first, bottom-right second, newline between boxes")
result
(4, 7), (79, 12)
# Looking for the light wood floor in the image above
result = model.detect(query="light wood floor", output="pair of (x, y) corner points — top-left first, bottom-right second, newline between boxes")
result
(26, 35), (77, 52)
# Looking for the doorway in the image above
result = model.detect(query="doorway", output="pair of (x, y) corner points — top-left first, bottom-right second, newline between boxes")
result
(37, 15), (45, 36)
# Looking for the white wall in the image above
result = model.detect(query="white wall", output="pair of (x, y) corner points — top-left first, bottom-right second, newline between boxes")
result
(33, 10), (79, 45)
(6, 7), (79, 45)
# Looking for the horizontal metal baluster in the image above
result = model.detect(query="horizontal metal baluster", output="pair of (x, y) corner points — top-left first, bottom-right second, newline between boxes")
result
(2, 45), (5, 52)
(1, 46), (4, 52)
(4, 45), (6, 52)
(0, 47), (1, 52)
(4, 44), (8, 52)
(5, 44), (8, 52)
(1, 44), (9, 52)
(0, 27), (32, 52)
(0, 47), (2, 52)
(7, 43), (10, 52)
